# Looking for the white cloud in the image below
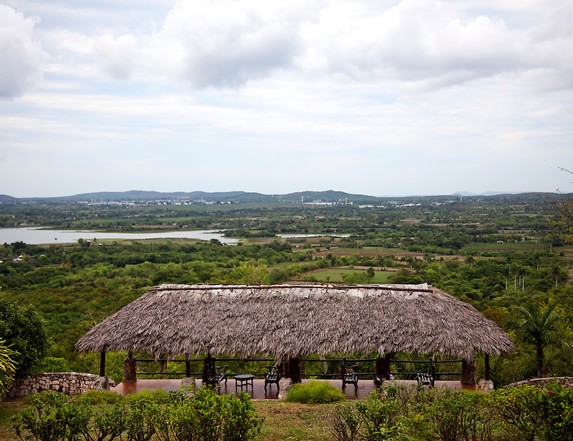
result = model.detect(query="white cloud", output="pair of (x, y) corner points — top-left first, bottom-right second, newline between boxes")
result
(0, 4), (44, 98)
(93, 34), (138, 80)
(153, 0), (316, 87)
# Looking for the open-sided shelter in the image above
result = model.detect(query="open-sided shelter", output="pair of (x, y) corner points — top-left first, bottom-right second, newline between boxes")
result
(76, 283), (514, 384)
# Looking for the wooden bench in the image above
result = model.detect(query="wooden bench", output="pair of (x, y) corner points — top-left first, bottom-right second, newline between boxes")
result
(264, 365), (281, 394)
(416, 372), (434, 387)
(341, 360), (359, 394)
(204, 364), (228, 392)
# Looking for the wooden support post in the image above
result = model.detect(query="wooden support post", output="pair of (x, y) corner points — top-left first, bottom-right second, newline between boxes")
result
(123, 351), (137, 383)
(484, 354), (490, 382)
(461, 358), (477, 385)
(185, 353), (191, 378)
(284, 356), (302, 383)
(202, 353), (214, 384)
(375, 353), (392, 382)
(99, 348), (106, 377)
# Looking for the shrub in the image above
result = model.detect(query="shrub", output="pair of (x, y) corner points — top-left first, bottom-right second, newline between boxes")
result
(0, 300), (48, 378)
(0, 338), (17, 399)
(38, 357), (69, 373)
(76, 389), (124, 406)
(286, 380), (346, 404)
(13, 391), (87, 441)
(427, 389), (495, 441)
(355, 389), (407, 441)
(330, 405), (361, 441)
(493, 382), (573, 441)
(13, 386), (263, 441)
(331, 385), (498, 441)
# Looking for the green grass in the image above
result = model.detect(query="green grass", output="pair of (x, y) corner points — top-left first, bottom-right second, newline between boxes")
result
(0, 400), (27, 441)
(302, 268), (393, 283)
(1, 398), (335, 441)
(253, 401), (335, 441)
(461, 242), (550, 254)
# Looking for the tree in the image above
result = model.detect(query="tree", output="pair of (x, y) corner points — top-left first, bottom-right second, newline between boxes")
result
(516, 301), (560, 378)
(0, 339), (17, 399)
(557, 166), (573, 243)
(0, 300), (48, 378)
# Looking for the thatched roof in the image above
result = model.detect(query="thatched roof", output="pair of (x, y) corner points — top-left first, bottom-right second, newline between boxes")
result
(76, 284), (514, 359)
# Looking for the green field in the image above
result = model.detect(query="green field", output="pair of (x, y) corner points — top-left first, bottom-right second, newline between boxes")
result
(461, 242), (550, 254)
(301, 268), (393, 283)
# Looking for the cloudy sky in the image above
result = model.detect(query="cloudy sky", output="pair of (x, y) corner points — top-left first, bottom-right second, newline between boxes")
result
(1, 0), (572, 197)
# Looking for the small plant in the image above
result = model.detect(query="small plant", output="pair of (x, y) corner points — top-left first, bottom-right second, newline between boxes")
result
(330, 405), (361, 441)
(286, 380), (346, 404)
(355, 390), (405, 440)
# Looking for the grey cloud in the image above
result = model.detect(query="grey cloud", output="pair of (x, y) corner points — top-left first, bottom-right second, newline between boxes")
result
(158, 0), (306, 88)
(0, 5), (44, 98)
(93, 35), (137, 80)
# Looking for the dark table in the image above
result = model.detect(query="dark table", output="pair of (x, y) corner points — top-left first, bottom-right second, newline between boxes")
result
(234, 374), (254, 393)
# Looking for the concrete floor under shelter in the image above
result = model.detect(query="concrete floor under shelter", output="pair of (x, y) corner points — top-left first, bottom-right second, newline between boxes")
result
(112, 378), (476, 399)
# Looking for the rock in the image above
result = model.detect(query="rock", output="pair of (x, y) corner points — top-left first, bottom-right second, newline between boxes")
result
(278, 378), (293, 400)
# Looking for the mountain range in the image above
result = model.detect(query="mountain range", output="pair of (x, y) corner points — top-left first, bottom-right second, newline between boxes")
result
(0, 190), (564, 204)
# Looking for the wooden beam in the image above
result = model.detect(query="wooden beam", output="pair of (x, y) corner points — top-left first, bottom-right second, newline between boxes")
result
(99, 348), (106, 377)
(484, 354), (490, 381)
(185, 353), (191, 378)
(123, 351), (137, 383)
(461, 358), (477, 385)
(376, 353), (393, 381)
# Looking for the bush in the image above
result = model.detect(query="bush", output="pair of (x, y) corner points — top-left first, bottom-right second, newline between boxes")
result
(0, 338), (17, 399)
(331, 385), (499, 441)
(0, 300), (48, 378)
(76, 389), (124, 406)
(38, 357), (69, 373)
(286, 380), (346, 404)
(493, 382), (573, 441)
(13, 391), (91, 441)
(427, 389), (496, 441)
(13, 386), (263, 441)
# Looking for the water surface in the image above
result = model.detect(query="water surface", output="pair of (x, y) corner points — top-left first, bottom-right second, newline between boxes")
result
(0, 228), (237, 245)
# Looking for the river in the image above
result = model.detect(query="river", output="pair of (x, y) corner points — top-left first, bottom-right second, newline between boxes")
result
(0, 228), (238, 245)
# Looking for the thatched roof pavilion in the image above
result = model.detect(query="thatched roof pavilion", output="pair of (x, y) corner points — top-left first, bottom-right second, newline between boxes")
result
(77, 284), (513, 363)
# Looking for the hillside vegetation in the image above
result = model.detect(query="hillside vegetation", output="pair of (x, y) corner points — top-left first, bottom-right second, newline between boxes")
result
(0, 192), (571, 385)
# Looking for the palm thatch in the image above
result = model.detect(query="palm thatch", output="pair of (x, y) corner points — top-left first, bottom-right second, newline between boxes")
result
(76, 284), (513, 359)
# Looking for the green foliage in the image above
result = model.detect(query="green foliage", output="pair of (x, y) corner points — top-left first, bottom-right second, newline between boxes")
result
(427, 389), (495, 441)
(12, 387), (263, 441)
(286, 380), (345, 404)
(355, 389), (405, 440)
(0, 339), (18, 400)
(37, 358), (68, 373)
(0, 300), (48, 378)
(13, 391), (89, 441)
(493, 382), (573, 441)
(515, 301), (560, 377)
(331, 386), (501, 441)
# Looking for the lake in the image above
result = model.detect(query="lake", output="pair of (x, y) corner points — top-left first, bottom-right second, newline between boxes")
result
(0, 228), (238, 245)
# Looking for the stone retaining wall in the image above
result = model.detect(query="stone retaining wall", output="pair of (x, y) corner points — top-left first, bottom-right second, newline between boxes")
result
(505, 376), (573, 388)
(7, 372), (114, 398)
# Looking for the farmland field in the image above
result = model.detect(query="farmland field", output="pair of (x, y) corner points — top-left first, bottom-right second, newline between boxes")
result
(301, 268), (394, 283)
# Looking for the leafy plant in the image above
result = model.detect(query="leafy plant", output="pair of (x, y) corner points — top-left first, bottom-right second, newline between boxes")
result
(493, 382), (573, 441)
(286, 380), (346, 404)
(0, 338), (18, 399)
(428, 389), (495, 441)
(0, 300), (48, 378)
(515, 301), (560, 378)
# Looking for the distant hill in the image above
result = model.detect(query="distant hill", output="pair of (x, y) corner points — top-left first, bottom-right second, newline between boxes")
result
(4, 190), (566, 205)
(0, 194), (18, 203)
(18, 189), (390, 204)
